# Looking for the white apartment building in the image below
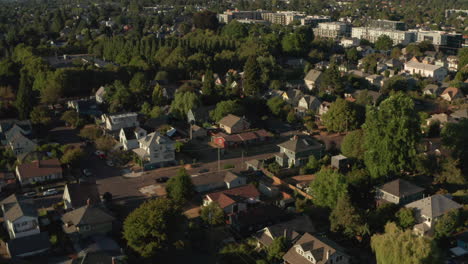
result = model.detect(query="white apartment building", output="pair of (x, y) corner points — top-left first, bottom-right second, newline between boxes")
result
(351, 27), (416, 46)
(414, 31), (447, 46)
(313, 22), (350, 39)
(404, 61), (448, 81)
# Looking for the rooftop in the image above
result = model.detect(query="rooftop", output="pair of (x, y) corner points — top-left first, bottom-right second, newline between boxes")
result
(378, 179), (424, 198)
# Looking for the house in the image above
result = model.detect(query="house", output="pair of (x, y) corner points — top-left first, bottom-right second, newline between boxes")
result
(0, 119), (32, 145)
(192, 171), (246, 193)
(275, 136), (323, 167)
(255, 215), (315, 248)
(212, 129), (273, 149)
(62, 205), (115, 240)
(101, 112), (139, 131)
(7, 232), (50, 258)
(63, 183), (101, 210)
(423, 84), (443, 96)
(282, 89), (304, 105)
(16, 159), (63, 186)
(375, 179), (424, 205)
(404, 61), (447, 81)
(119, 127), (147, 150)
(258, 176), (279, 198)
(203, 184), (260, 214)
(366, 74), (384, 87)
(245, 159), (263, 171)
(0, 172), (15, 192)
(440, 87), (464, 102)
(384, 58), (403, 69)
(304, 69), (323, 91)
(1, 194), (40, 239)
(189, 124), (206, 139)
(352, 90), (382, 105)
(297, 95), (321, 115)
(331, 154), (349, 172)
(283, 232), (350, 264)
(8, 133), (37, 158)
(66, 235), (125, 264)
(67, 98), (101, 116)
(218, 114), (250, 134)
(447, 55), (459, 71)
(95, 86), (106, 104)
(450, 109), (468, 121)
(318, 102), (331, 116)
(229, 204), (285, 234)
(187, 106), (215, 125)
(426, 113), (450, 126)
(132, 132), (175, 170)
(405, 194), (462, 236)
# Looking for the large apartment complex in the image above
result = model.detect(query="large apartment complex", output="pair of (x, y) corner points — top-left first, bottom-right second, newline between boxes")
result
(352, 27), (416, 45)
(313, 22), (351, 39)
(218, 10), (306, 25)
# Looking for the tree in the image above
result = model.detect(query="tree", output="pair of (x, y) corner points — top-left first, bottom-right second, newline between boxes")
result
(79, 126), (103, 141)
(129, 72), (148, 96)
(95, 135), (115, 153)
(61, 110), (79, 127)
(267, 237), (289, 262)
(441, 119), (468, 171)
(364, 93), (420, 179)
(192, 11), (218, 30)
(243, 56), (262, 96)
(322, 98), (363, 132)
(123, 198), (185, 257)
(15, 69), (34, 120)
(151, 84), (166, 106)
(222, 21), (248, 39)
(202, 69), (216, 97)
(435, 157), (466, 184)
(321, 64), (344, 94)
(166, 168), (194, 205)
(434, 210), (460, 239)
(286, 110), (297, 124)
(330, 194), (366, 238)
(346, 47), (359, 63)
(391, 47), (402, 59)
(30, 105), (51, 126)
(267, 97), (286, 116)
(60, 147), (85, 168)
(300, 155), (320, 174)
(170, 91), (200, 119)
(308, 168), (348, 208)
(381, 75), (409, 94)
(210, 100), (243, 122)
(200, 203), (225, 226)
(371, 222), (441, 264)
(457, 47), (468, 70)
(396, 208), (415, 229)
(375, 35), (393, 50)
(341, 130), (366, 160)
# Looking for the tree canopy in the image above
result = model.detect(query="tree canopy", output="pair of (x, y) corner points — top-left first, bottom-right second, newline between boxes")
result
(322, 98), (364, 132)
(308, 168), (348, 208)
(341, 130), (366, 160)
(166, 168), (195, 205)
(375, 35), (394, 50)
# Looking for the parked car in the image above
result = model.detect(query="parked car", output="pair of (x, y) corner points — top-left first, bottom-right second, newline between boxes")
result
(94, 150), (104, 156)
(198, 168), (209, 173)
(43, 188), (58, 196)
(82, 169), (93, 177)
(98, 153), (107, 159)
(156, 177), (169, 183)
(106, 160), (114, 167)
(23, 191), (36, 198)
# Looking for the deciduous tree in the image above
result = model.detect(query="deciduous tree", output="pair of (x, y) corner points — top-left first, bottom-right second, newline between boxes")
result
(375, 35), (393, 50)
(396, 208), (415, 229)
(330, 194), (367, 238)
(166, 168), (195, 205)
(308, 168), (348, 208)
(210, 100), (244, 122)
(341, 130), (366, 159)
(322, 98), (363, 132)
(200, 203), (225, 226)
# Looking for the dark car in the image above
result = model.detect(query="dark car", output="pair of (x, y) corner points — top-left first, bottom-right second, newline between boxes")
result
(156, 177), (169, 183)
(198, 168), (209, 173)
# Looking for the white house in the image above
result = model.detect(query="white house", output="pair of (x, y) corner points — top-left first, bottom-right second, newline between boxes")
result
(101, 112), (139, 131)
(1, 195), (40, 239)
(95, 86), (106, 104)
(132, 132), (175, 170)
(404, 61), (447, 81)
(303, 69), (323, 91)
(119, 127), (147, 150)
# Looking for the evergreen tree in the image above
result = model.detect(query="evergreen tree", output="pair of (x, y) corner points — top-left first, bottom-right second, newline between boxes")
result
(363, 93), (420, 179)
(202, 69), (216, 97)
(330, 194), (367, 238)
(243, 56), (262, 96)
(15, 69), (34, 120)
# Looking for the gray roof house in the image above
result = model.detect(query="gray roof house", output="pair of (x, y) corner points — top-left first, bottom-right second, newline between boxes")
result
(101, 112), (139, 131)
(283, 233), (350, 264)
(423, 84), (442, 96)
(1, 194), (40, 239)
(275, 136), (323, 167)
(62, 205), (115, 240)
(63, 182), (101, 210)
(296, 95), (321, 116)
(405, 194), (462, 236)
(304, 69), (323, 91)
(376, 179), (424, 205)
(192, 171), (246, 193)
(7, 232), (50, 258)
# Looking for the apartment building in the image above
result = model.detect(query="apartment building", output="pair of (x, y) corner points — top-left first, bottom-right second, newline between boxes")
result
(300, 15), (331, 26)
(313, 22), (351, 39)
(368, 19), (406, 31)
(352, 27), (416, 46)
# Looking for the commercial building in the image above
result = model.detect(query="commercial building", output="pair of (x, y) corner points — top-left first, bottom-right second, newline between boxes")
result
(313, 22), (351, 39)
(352, 27), (416, 46)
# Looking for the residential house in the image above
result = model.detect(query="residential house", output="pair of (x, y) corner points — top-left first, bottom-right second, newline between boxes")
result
(282, 89), (304, 105)
(119, 127), (147, 150)
(405, 194), (462, 236)
(296, 96), (321, 116)
(0, 119), (32, 145)
(447, 56), (459, 71)
(255, 215), (315, 248)
(67, 98), (101, 116)
(16, 159), (63, 186)
(187, 106), (215, 125)
(352, 90), (382, 105)
(0, 172), (15, 192)
(218, 114), (250, 134)
(65, 235), (125, 264)
(8, 133), (37, 158)
(304, 69), (323, 91)
(283, 232), (350, 264)
(101, 112), (139, 131)
(318, 102), (331, 116)
(132, 132), (175, 170)
(192, 171), (246, 193)
(229, 204), (286, 234)
(331, 154), (349, 172)
(203, 184), (260, 214)
(375, 179), (424, 205)
(6, 232), (50, 258)
(340, 37), (360, 48)
(423, 84), (443, 96)
(441, 87), (464, 102)
(189, 124), (206, 139)
(426, 113), (450, 126)
(404, 61), (447, 81)
(1, 194), (40, 239)
(366, 74), (384, 87)
(245, 159), (263, 171)
(275, 136), (323, 167)
(62, 205), (115, 240)
(63, 183), (101, 210)
(95, 86), (106, 104)
(258, 176), (279, 198)
(450, 109), (468, 121)
(384, 58), (403, 69)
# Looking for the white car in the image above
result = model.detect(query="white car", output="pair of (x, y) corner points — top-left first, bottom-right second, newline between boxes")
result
(43, 189), (58, 196)
(82, 169), (93, 177)
(94, 150), (104, 156)
(106, 160), (114, 167)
